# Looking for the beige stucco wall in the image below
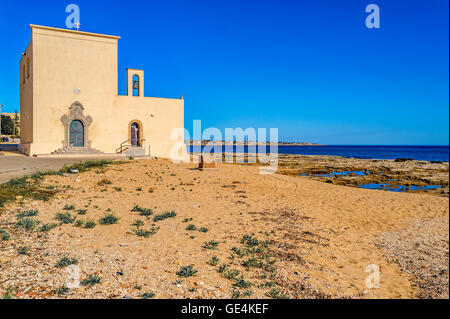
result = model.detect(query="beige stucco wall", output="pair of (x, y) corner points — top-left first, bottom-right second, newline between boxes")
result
(114, 95), (184, 157)
(19, 40), (33, 154)
(19, 25), (185, 159)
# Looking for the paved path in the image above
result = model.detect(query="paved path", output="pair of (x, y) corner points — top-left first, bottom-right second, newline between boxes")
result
(0, 145), (126, 183)
(0, 157), (78, 183)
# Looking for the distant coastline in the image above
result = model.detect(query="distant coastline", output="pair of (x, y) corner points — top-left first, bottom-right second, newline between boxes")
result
(186, 140), (325, 146)
(187, 144), (449, 162)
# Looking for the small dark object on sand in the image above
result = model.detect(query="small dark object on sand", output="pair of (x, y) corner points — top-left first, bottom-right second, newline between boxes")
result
(395, 158), (414, 162)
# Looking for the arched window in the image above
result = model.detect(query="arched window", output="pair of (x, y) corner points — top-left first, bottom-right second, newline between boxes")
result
(22, 65), (26, 84)
(132, 75), (140, 97)
(26, 58), (30, 79)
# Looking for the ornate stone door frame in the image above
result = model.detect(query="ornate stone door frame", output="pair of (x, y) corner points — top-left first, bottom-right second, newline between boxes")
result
(61, 101), (93, 148)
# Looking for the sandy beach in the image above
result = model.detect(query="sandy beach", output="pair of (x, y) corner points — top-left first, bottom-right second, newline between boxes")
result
(0, 157), (448, 299)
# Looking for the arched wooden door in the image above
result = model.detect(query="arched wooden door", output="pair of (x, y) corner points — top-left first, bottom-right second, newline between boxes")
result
(70, 120), (85, 147)
(131, 122), (139, 147)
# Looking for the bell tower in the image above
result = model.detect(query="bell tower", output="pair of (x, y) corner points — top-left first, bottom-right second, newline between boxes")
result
(127, 69), (144, 97)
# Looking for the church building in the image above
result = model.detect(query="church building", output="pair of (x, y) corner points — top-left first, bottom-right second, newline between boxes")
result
(19, 25), (185, 159)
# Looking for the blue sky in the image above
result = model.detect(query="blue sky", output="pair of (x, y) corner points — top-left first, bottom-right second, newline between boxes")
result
(0, 0), (448, 145)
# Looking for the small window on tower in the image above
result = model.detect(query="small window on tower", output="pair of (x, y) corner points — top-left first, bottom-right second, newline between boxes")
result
(27, 58), (30, 79)
(23, 65), (26, 84)
(132, 75), (140, 97)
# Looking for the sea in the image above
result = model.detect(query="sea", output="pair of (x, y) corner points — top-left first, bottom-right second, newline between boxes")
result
(188, 145), (449, 162)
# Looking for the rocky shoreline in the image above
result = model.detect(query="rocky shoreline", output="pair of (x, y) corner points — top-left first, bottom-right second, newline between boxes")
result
(209, 153), (448, 197)
(275, 155), (449, 197)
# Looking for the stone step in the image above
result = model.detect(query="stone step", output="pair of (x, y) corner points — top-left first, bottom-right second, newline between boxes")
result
(52, 147), (104, 155)
(54, 150), (102, 154)
(124, 147), (146, 157)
